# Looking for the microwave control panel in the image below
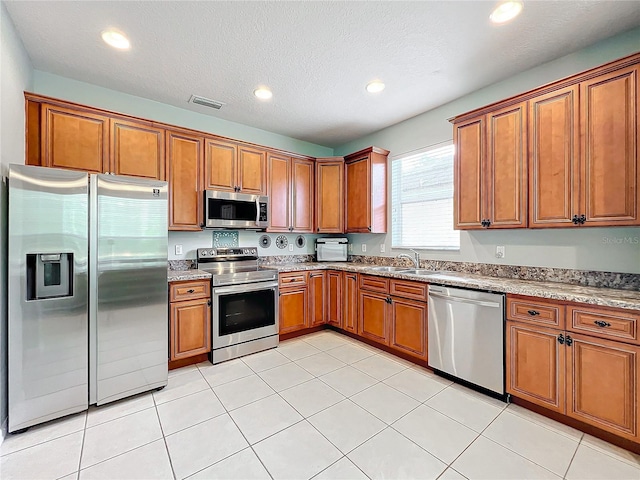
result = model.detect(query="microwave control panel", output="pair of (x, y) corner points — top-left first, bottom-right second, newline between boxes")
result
(259, 202), (268, 222)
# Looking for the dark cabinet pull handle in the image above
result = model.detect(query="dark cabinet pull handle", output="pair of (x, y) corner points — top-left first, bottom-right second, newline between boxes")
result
(558, 334), (565, 345)
(565, 335), (573, 347)
(187, 289), (195, 293)
(527, 310), (540, 316)
(579, 214), (586, 225)
(594, 320), (611, 328)
(207, 300), (212, 307)
(367, 226), (372, 232)
(200, 223), (205, 228)
(572, 215), (579, 225)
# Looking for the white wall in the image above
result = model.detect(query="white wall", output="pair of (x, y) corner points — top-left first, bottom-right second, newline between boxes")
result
(0, 2), (33, 438)
(32, 71), (333, 158)
(336, 27), (640, 274)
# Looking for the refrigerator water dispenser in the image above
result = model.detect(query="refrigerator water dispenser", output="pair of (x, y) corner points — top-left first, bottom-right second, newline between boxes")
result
(26, 253), (73, 300)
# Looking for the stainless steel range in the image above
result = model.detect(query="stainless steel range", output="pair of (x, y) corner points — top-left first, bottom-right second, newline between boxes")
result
(197, 247), (278, 364)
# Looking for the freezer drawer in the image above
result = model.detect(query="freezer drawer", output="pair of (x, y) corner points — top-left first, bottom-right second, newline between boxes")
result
(428, 286), (505, 395)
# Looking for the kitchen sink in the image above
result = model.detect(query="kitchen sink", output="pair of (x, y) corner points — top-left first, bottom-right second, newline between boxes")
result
(367, 266), (410, 273)
(399, 269), (440, 275)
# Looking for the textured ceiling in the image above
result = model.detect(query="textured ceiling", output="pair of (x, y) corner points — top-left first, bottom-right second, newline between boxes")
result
(4, 1), (640, 148)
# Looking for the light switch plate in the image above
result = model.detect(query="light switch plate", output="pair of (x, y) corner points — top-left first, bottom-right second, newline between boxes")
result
(380, 244), (385, 253)
(175, 244), (183, 255)
(288, 243), (294, 252)
(362, 244), (367, 253)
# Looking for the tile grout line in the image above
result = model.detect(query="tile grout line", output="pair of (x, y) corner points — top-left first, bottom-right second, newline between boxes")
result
(562, 434), (584, 479)
(152, 389), (178, 480)
(74, 412), (88, 479)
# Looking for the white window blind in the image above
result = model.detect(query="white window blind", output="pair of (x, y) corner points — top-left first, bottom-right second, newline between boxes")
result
(391, 143), (460, 250)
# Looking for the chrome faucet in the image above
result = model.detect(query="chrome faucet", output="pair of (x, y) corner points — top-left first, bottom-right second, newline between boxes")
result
(397, 249), (420, 268)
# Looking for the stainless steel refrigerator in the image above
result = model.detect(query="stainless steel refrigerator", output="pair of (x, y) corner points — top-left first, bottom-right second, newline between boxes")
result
(8, 165), (168, 432)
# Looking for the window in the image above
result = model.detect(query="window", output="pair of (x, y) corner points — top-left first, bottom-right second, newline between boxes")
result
(391, 143), (460, 250)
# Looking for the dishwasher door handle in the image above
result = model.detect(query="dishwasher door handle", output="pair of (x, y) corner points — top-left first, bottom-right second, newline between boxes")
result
(428, 291), (501, 308)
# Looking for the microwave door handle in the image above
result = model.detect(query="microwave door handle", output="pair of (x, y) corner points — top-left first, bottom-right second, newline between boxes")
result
(255, 197), (260, 224)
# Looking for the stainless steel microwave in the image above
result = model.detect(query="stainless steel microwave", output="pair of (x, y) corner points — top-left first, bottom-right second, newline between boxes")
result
(204, 190), (269, 229)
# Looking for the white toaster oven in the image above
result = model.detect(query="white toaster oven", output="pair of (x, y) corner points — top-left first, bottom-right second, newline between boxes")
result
(316, 238), (348, 262)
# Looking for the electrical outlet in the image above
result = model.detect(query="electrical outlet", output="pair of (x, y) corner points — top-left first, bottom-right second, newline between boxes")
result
(380, 244), (385, 253)
(496, 245), (505, 258)
(349, 244), (353, 253)
(288, 243), (294, 252)
(175, 244), (183, 255)
(362, 243), (367, 253)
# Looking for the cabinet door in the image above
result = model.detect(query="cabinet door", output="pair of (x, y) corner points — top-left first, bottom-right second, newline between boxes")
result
(267, 153), (290, 232)
(506, 322), (566, 413)
(343, 273), (358, 333)
(580, 65), (639, 226)
(316, 160), (344, 233)
(41, 104), (109, 173)
(529, 86), (580, 227)
(170, 298), (211, 361)
(111, 119), (165, 179)
(309, 271), (326, 327)
(345, 155), (371, 232)
(327, 271), (343, 328)
(167, 131), (204, 230)
(359, 291), (389, 345)
(238, 145), (266, 194)
(279, 288), (308, 334)
(204, 138), (237, 191)
(566, 333), (639, 439)
(486, 103), (527, 228)
(292, 158), (314, 232)
(390, 297), (427, 360)
(453, 116), (484, 229)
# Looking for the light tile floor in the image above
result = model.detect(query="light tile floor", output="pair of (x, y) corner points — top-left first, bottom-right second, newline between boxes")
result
(2, 330), (640, 480)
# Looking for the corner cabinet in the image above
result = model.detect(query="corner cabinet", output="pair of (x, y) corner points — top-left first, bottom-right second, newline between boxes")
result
(315, 158), (345, 233)
(345, 147), (389, 233)
(453, 103), (528, 230)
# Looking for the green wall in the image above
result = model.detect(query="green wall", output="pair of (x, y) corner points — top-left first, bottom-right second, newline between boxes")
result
(32, 71), (333, 158)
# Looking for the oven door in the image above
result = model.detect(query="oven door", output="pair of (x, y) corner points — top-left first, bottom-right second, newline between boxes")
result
(212, 280), (279, 349)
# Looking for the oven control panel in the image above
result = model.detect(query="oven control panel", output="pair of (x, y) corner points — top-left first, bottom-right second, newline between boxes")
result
(197, 247), (258, 259)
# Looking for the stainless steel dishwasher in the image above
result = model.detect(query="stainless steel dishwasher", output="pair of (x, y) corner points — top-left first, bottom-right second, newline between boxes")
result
(428, 285), (506, 397)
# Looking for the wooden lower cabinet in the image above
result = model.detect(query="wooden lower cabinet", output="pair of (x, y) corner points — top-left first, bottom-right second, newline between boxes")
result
(309, 271), (326, 327)
(343, 273), (358, 333)
(327, 271), (342, 328)
(169, 280), (211, 365)
(506, 321), (566, 413)
(390, 297), (428, 360)
(279, 287), (308, 334)
(359, 291), (389, 344)
(567, 333), (639, 440)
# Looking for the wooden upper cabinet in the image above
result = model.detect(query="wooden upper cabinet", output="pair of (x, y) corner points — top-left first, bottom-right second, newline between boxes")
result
(237, 145), (266, 194)
(486, 103), (528, 228)
(111, 118), (164, 179)
(291, 158), (314, 232)
(453, 117), (484, 229)
(41, 104), (109, 174)
(166, 130), (204, 230)
(204, 138), (237, 191)
(315, 158), (345, 233)
(267, 153), (291, 232)
(580, 65), (639, 226)
(506, 322), (566, 413)
(566, 333), (639, 440)
(345, 147), (388, 233)
(529, 86), (579, 227)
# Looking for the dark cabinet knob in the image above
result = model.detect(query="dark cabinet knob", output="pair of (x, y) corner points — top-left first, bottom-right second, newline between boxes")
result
(207, 300), (212, 307)
(558, 333), (565, 345)
(565, 335), (573, 347)
(367, 226), (372, 232)
(594, 320), (611, 328)
(199, 223), (205, 228)
(579, 214), (586, 225)
(527, 310), (540, 316)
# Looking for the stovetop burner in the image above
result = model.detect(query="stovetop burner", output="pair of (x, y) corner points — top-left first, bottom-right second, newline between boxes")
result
(197, 247), (277, 286)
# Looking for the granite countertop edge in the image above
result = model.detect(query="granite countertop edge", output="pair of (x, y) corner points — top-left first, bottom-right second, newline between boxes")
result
(168, 263), (639, 311)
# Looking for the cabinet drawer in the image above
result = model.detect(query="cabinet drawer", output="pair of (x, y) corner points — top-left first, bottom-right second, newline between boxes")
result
(507, 296), (565, 328)
(170, 280), (210, 302)
(279, 271), (308, 288)
(359, 275), (389, 293)
(390, 280), (427, 301)
(567, 305), (638, 344)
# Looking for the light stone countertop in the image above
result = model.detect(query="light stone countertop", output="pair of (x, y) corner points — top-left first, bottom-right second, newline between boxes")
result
(167, 269), (212, 282)
(262, 262), (640, 311)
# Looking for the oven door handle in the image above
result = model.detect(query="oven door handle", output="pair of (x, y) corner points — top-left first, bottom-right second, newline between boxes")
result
(213, 281), (279, 295)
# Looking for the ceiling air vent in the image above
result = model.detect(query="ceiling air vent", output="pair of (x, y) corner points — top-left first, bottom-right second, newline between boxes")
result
(189, 95), (225, 110)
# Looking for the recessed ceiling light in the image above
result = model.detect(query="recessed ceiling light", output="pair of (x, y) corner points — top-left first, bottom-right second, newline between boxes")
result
(366, 81), (385, 93)
(254, 87), (273, 100)
(101, 29), (130, 50)
(490, 1), (524, 24)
